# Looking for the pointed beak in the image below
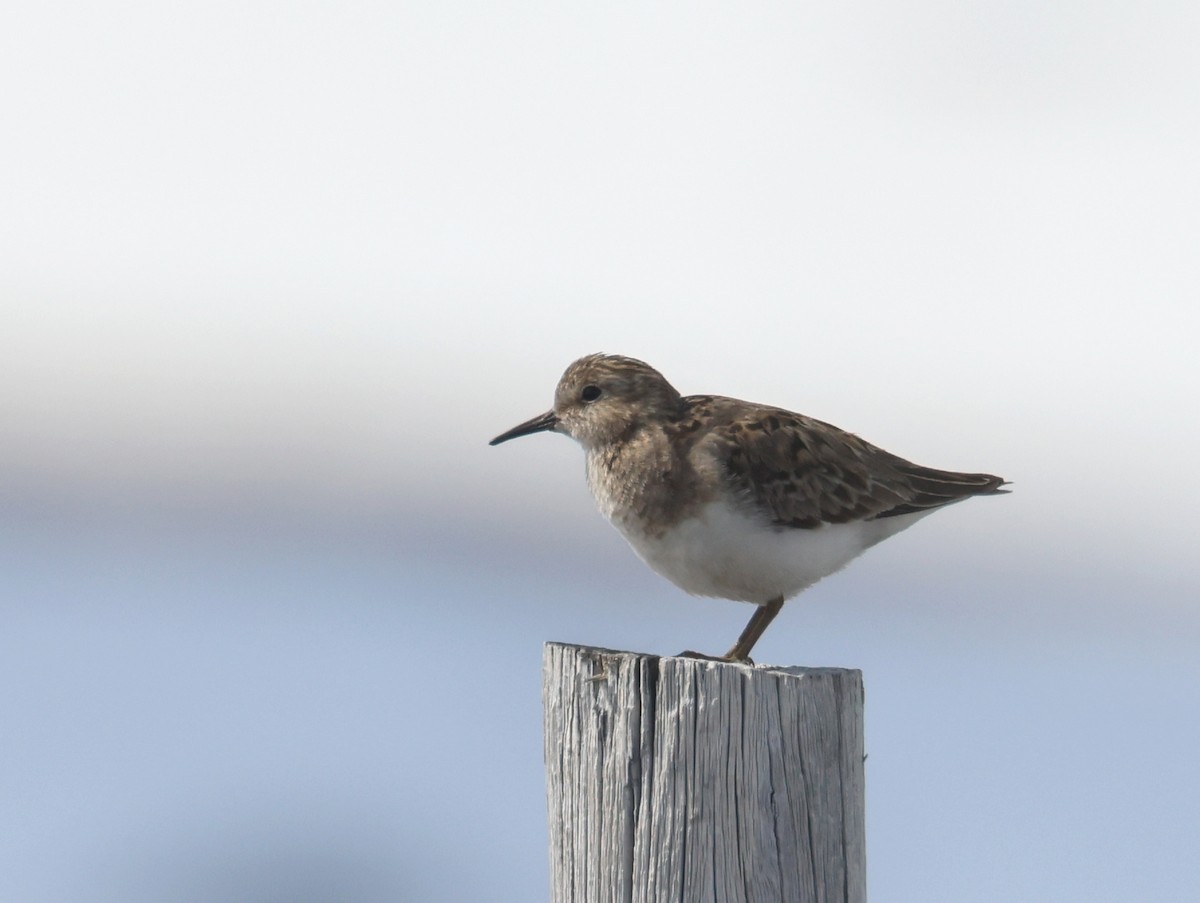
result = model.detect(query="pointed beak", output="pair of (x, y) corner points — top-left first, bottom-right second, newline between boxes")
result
(489, 410), (559, 446)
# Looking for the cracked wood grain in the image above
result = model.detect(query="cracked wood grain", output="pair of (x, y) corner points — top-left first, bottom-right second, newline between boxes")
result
(544, 642), (865, 903)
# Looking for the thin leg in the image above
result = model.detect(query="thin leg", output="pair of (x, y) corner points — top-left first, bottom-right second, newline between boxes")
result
(722, 596), (785, 662)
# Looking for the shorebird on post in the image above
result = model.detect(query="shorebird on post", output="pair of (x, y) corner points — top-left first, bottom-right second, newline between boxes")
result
(491, 353), (1008, 662)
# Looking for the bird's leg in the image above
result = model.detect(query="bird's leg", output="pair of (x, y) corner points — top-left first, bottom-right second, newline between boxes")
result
(677, 596), (785, 663)
(721, 596), (784, 662)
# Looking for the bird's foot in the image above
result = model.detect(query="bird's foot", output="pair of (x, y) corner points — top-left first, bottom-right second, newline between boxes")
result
(677, 649), (755, 665)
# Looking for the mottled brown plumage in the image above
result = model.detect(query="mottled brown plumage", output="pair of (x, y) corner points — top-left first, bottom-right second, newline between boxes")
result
(677, 395), (1006, 528)
(491, 353), (1008, 661)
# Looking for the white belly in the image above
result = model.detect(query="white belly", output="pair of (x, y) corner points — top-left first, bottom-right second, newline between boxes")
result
(610, 500), (930, 604)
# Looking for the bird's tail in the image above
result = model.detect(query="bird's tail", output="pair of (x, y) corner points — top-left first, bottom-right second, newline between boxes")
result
(876, 462), (1009, 519)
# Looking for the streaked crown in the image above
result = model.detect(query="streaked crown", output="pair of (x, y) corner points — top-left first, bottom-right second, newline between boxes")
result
(553, 354), (684, 448)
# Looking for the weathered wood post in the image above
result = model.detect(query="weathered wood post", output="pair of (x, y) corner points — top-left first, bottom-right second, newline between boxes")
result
(543, 642), (865, 903)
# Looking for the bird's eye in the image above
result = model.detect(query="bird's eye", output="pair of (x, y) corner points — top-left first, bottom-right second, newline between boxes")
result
(580, 385), (602, 402)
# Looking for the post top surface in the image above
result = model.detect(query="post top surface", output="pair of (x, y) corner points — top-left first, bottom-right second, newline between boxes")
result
(544, 640), (862, 680)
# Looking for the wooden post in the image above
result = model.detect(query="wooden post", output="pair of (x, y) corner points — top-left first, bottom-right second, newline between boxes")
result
(543, 642), (865, 903)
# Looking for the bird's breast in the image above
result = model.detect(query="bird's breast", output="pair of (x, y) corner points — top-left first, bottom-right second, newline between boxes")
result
(584, 438), (697, 529)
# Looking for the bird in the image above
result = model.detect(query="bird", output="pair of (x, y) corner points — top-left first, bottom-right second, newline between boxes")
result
(489, 353), (1008, 662)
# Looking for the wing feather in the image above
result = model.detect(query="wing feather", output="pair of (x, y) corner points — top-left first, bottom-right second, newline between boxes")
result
(676, 395), (1006, 529)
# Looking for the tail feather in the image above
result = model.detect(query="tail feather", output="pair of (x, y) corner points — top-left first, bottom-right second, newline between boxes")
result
(875, 462), (1009, 519)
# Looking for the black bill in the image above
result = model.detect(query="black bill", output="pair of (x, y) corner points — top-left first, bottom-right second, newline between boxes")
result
(489, 410), (559, 446)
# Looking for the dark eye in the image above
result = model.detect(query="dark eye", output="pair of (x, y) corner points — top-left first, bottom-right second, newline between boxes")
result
(580, 385), (602, 402)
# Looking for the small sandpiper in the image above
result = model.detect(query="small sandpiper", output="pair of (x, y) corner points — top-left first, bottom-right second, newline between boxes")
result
(490, 354), (1008, 662)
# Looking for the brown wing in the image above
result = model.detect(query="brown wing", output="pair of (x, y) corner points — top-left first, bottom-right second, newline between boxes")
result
(680, 395), (1007, 529)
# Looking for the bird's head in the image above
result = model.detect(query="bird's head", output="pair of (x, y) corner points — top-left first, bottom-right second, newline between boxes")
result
(489, 353), (684, 451)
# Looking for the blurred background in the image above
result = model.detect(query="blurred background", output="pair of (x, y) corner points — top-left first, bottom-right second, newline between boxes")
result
(2, 2), (1197, 901)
